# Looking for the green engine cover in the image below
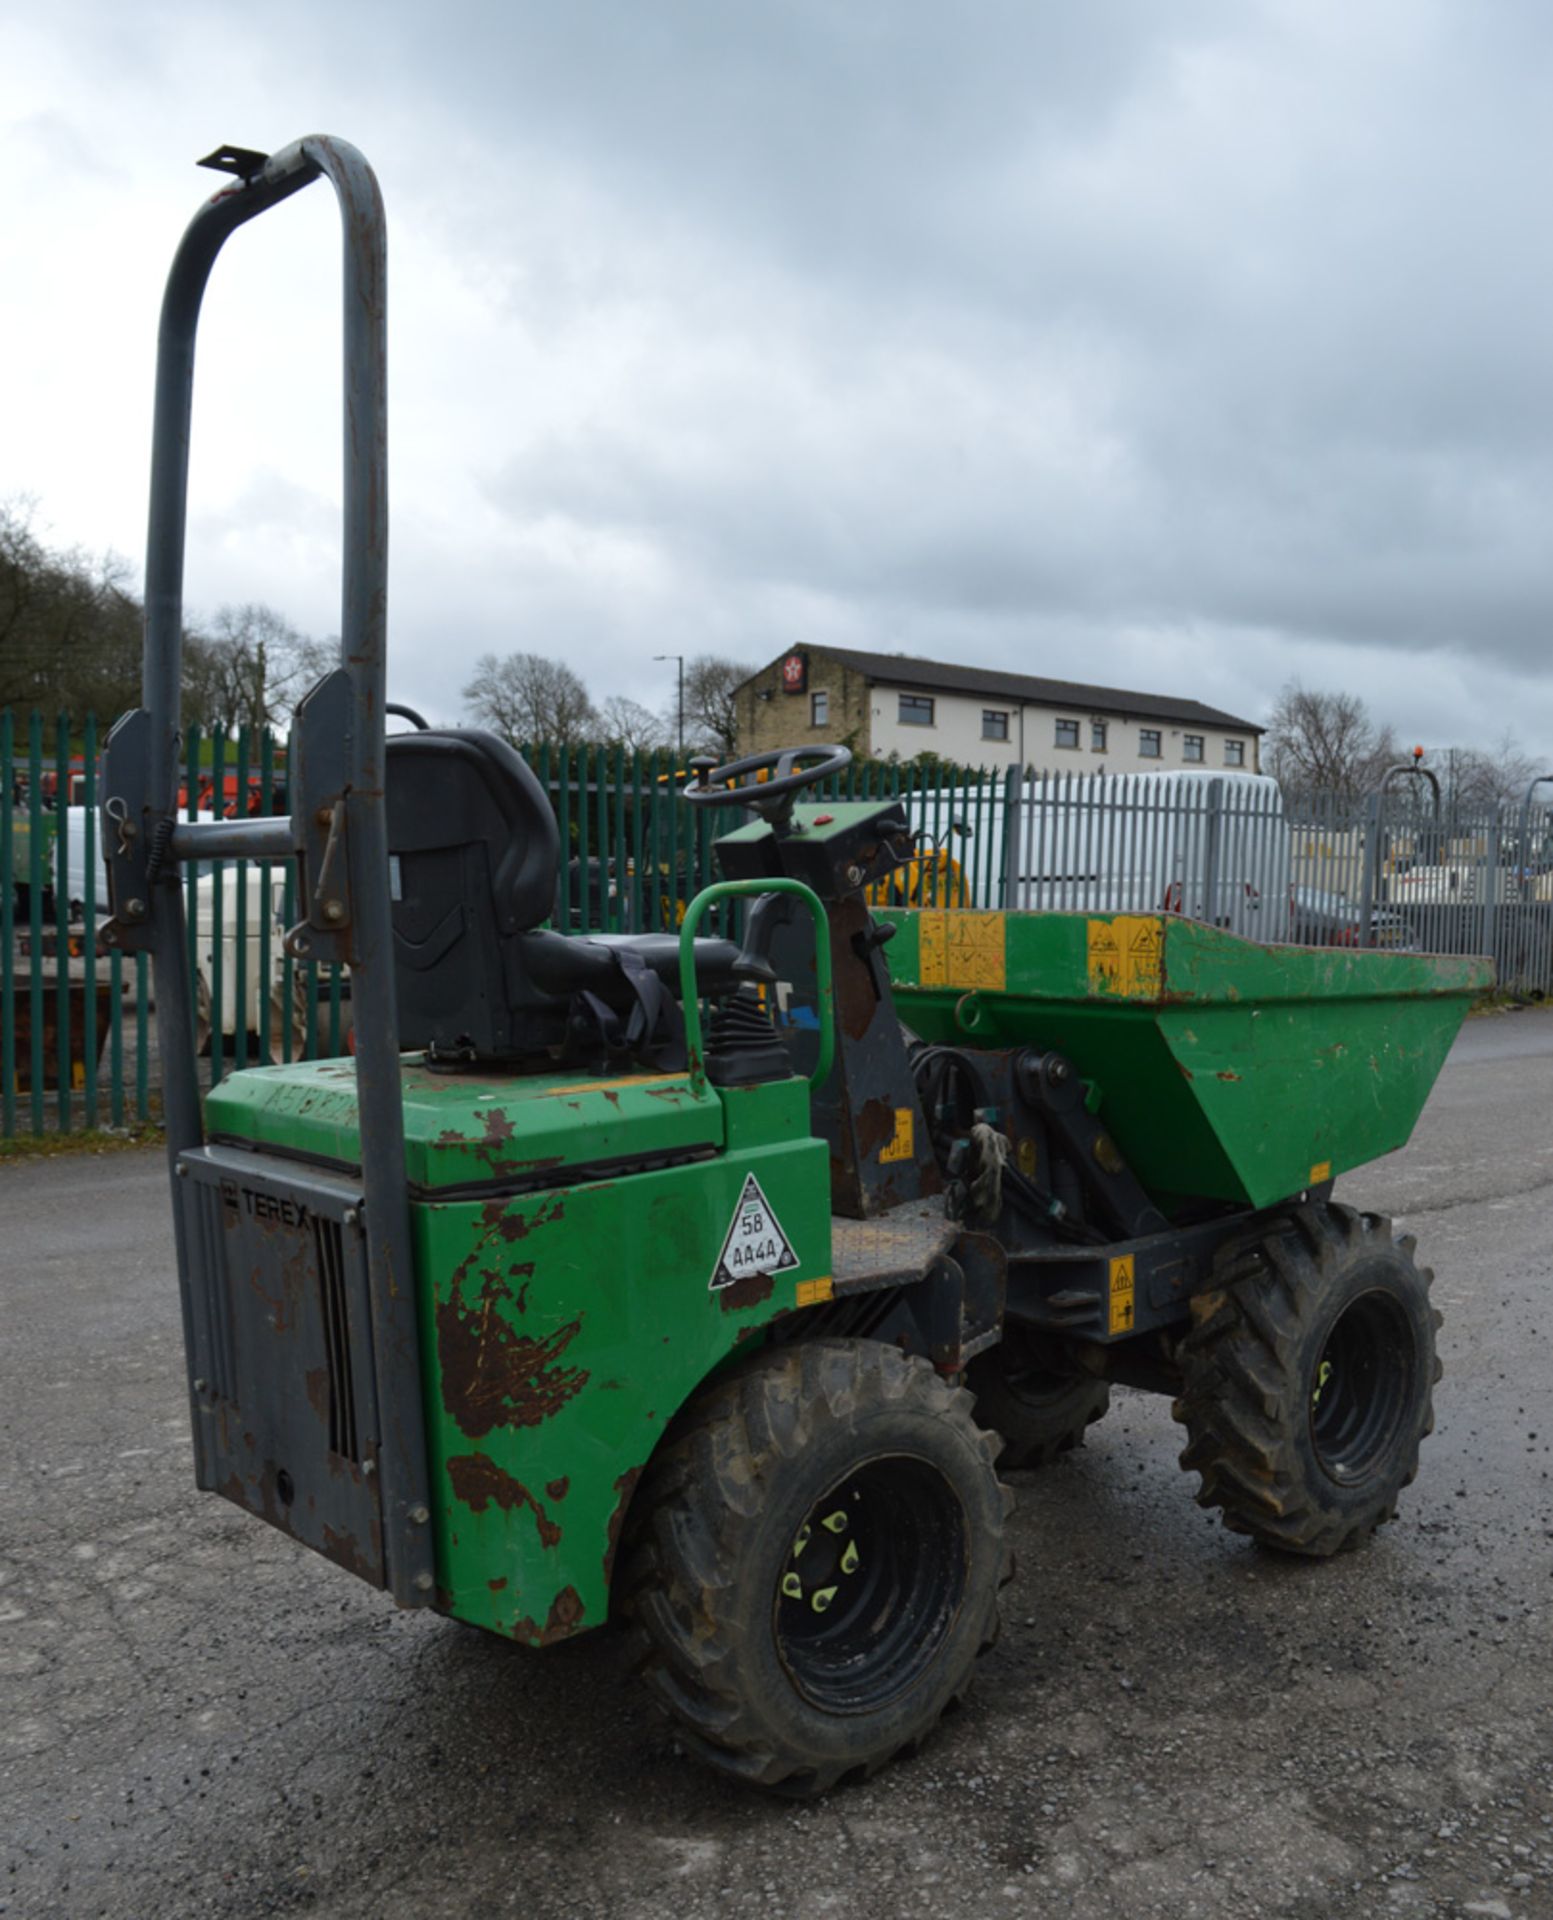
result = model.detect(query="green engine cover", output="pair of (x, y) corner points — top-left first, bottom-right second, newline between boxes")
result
(206, 1059), (833, 1643)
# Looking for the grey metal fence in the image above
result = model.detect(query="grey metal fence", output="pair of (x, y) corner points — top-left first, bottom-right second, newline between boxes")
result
(985, 768), (1551, 995)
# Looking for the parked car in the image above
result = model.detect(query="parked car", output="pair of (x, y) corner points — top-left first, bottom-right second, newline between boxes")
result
(1289, 887), (1413, 949)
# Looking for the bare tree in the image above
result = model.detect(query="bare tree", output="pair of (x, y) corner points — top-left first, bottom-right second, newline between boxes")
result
(462, 651), (598, 745)
(0, 499), (143, 720)
(1263, 683), (1398, 800)
(678, 654), (745, 757)
(598, 694), (667, 752)
(1436, 732), (1546, 811)
(183, 604), (332, 735)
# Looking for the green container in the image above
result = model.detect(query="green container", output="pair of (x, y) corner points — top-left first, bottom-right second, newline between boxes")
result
(881, 909), (1492, 1211)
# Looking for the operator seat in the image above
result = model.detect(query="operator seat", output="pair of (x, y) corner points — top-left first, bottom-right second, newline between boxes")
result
(384, 727), (738, 1063)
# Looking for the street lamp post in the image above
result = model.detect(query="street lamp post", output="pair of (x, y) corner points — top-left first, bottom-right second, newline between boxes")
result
(654, 653), (685, 758)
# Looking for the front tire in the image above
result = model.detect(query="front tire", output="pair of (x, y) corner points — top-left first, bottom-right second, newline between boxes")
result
(621, 1337), (1011, 1795)
(1173, 1202), (1441, 1556)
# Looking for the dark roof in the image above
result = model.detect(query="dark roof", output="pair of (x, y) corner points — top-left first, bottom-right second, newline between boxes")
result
(746, 645), (1262, 734)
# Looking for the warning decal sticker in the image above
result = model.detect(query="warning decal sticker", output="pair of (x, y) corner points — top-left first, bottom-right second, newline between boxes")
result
(879, 1107), (915, 1164)
(1087, 915), (1164, 1000)
(1107, 1253), (1136, 1336)
(709, 1174), (800, 1293)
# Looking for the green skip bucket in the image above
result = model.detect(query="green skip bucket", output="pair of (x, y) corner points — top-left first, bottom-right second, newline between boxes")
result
(881, 909), (1493, 1212)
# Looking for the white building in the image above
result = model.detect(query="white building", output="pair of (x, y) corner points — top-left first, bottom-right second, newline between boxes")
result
(735, 646), (1262, 774)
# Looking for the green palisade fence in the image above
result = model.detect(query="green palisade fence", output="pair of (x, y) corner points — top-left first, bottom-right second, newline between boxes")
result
(0, 720), (1013, 1142)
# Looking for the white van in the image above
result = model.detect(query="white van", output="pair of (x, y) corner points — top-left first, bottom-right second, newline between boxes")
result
(902, 770), (1292, 941)
(62, 808), (310, 1050)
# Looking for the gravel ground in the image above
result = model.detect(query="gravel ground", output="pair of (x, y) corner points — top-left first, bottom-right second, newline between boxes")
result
(2, 1008), (1551, 1920)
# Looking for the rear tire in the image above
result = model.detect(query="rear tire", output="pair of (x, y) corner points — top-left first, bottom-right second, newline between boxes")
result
(621, 1337), (1011, 1795)
(966, 1327), (1111, 1469)
(1173, 1202), (1440, 1557)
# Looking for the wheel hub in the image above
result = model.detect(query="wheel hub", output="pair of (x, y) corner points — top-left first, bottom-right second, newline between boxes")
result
(774, 1455), (968, 1715)
(1309, 1288), (1416, 1484)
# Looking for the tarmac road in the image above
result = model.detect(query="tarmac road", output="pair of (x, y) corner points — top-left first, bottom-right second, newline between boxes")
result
(3, 1008), (1552, 1920)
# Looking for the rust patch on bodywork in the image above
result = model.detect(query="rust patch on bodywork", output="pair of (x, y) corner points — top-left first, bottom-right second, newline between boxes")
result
(512, 1584), (587, 1646)
(437, 1274), (588, 1437)
(855, 1098), (898, 1157)
(602, 1464), (644, 1588)
(480, 1193), (567, 1245)
(304, 1366), (330, 1421)
(545, 1476), (571, 1501)
(718, 1268), (775, 1313)
(447, 1453), (562, 1549)
(322, 1523), (377, 1582)
(546, 1585), (584, 1634)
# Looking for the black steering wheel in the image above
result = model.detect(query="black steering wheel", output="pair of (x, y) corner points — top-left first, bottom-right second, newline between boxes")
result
(682, 744), (852, 812)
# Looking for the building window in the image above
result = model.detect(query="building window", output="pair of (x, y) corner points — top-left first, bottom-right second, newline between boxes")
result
(1054, 717), (1080, 749)
(899, 694), (935, 727)
(811, 689), (829, 727)
(1091, 720), (1107, 752)
(1224, 738), (1246, 767)
(982, 709), (1009, 742)
(1183, 734), (1204, 763)
(1139, 728), (1162, 759)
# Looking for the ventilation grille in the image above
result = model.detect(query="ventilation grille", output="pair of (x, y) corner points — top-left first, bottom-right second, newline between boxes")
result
(314, 1217), (362, 1463)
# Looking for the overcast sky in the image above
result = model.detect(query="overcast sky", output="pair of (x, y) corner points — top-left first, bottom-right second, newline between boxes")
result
(5, 0), (1553, 758)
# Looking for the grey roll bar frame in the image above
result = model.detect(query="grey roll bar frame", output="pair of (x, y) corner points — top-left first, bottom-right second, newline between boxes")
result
(1360, 761), (1444, 949)
(100, 136), (433, 1606)
(1519, 775), (1553, 904)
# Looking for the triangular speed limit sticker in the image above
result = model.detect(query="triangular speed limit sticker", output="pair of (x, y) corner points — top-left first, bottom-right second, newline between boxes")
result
(709, 1174), (799, 1292)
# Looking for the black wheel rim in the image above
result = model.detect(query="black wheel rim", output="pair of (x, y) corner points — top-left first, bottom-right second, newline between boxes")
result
(1309, 1288), (1416, 1484)
(774, 1454), (968, 1714)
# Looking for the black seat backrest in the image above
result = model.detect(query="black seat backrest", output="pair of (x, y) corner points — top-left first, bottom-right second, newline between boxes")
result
(385, 729), (560, 1060)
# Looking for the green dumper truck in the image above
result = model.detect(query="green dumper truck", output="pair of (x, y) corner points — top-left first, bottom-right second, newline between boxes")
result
(102, 137), (1490, 1796)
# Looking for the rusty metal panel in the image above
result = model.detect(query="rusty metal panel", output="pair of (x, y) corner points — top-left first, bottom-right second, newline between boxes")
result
(177, 1145), (392, 1588)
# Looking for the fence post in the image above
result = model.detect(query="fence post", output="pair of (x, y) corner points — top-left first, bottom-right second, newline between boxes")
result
(1482, 806), (1501, 974)
(1, 710), (12, 1140)
(28, 711), (44, 1135)
(1359, 792), (1381, 949)
(54, 711), (72, 1131)
(83, 713), (99, 1128)
(1000, 763), (1022, 909)
(1203, 777), (1224, 925)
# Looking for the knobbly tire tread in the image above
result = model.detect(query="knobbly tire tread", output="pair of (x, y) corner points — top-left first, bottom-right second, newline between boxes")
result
(620, 1337), (1012, 1795)
(1172, 1201), (1441, 1557)
(964, 1342), (1111, 1470)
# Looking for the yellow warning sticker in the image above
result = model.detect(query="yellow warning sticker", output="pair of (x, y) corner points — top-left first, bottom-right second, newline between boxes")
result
(1087, 916), (1164, 999)
(796, 1276), (834, 1307)
(1108, 1254), (1137, 1336)
(1309, 1160), (1332, 1186)
(879, 1107), (915, 1164)
(917, 911), (1007, 991)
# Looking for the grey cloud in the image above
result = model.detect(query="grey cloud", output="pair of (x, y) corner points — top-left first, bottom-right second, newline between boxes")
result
(9, 0), (1553, 756)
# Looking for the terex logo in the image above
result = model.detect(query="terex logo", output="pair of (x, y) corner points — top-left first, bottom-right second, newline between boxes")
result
(228, 1186), (312, 1232)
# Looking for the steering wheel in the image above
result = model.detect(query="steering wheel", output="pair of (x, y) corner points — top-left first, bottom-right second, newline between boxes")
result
(682, 745), (852, 812)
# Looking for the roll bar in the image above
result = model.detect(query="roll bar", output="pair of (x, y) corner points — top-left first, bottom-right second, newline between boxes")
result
(100, 138), (432, 1606)
(1520, 775), (1553, 903)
